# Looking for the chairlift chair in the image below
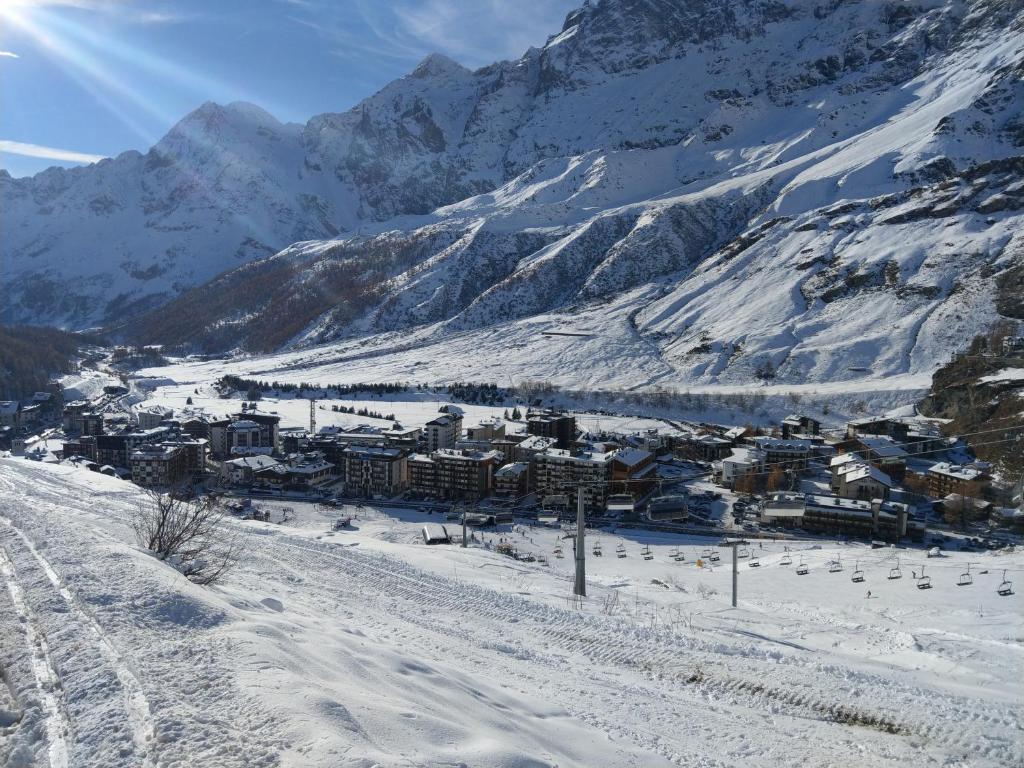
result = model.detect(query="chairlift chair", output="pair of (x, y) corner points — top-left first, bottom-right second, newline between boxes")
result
(709, 551), (721, 562)
(737, 547), (750, 559)
(642, 544), (654, 561)
(997, 570), (1013, 596)
(796, 558), (809, 575)
(957, 564), (973, 586)
(829, 559), (842, 573)
(888, 560), (902, 580)
(851, 561), (865, 583)
(749, 556), (760, 568)
(780, 553), (792, 566)
(917, 574), (932, 589)
(674, 551), (686, 562)
(617, 543), (627, 559)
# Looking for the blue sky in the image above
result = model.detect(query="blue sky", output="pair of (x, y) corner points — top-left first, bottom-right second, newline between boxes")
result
(0, 0), (578, 178)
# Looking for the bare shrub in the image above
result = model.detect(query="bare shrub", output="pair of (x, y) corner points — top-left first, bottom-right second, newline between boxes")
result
(132, 489), (244, 585)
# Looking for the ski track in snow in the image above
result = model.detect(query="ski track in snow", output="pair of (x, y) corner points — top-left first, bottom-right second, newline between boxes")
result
(0, 458), (1021, 767)
(0, 514), (157, 767)
(0, 545), (71, 768)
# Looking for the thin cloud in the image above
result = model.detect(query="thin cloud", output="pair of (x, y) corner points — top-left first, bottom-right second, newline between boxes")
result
(0, 51), (20, 57)
(0, 139), (107, 164)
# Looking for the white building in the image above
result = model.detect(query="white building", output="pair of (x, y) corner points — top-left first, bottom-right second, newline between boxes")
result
(721, 446), (766, 489)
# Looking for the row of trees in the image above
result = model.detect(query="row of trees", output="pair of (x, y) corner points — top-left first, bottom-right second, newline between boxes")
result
(329, 404), (395, 420)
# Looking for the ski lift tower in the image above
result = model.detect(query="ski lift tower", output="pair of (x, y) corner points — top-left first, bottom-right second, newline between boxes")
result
(309, 398), (316, 435)
(721, 538), (750, 608)
(574, 485), (586, 597)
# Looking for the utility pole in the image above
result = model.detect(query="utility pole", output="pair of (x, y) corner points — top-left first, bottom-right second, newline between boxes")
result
(574, 485), (586, 597)
(462, 501), (468, 548)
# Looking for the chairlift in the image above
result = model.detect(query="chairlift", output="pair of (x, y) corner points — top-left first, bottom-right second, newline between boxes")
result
(617, 543), (627, 559)
(780, 553), (792, 566)
(642, 544), (654, 561)
(957, 563), (973, 587)
(828, 558), (842, 573)
(737, 547), (750, 559)
(888, 559), (902, 580)
(851, 561), (865, 583)
(674, 550), (686, 562)
(748, 555), (760, 568)
(709, 551), (721, 562)
(997, 570), (1013, 596)
(796, 557), (809, 576)
(916, 566), (932, 590)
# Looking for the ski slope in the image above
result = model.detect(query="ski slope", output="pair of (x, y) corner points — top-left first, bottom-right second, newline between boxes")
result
(1, 458), (1021, 767)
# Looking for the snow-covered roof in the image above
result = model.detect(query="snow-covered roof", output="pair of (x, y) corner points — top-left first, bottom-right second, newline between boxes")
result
(495, 462), (529, 477)
(843, 464), (892, 487)
(611, 447), (652, 468)
(929, 462), (988, 481)
(858, 436), (908, 459)
(434, 448), (500, 463)
(225, 455), (280, 469)
(724, 447), (765, 466)
(804, 494), (873, 514)
(752, 436), (813, 451)
(830, 452), (860, 468)
(540, 448), (615, 464)
(0, 401), (18, 416)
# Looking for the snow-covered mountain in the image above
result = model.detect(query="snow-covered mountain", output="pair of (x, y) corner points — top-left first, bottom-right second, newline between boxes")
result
(3, 0), (1023, 385)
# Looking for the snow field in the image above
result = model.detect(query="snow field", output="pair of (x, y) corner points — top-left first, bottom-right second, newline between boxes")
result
(2, 458), (1021, 767)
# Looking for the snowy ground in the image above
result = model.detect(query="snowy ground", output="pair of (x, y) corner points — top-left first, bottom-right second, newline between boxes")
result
(1, 457), (1021, 767)
(130, 351), (931, 432)
(129, 370), (685, 438)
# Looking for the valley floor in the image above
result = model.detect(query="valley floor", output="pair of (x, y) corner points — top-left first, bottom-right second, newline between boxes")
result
(0, 458), (1021, 767)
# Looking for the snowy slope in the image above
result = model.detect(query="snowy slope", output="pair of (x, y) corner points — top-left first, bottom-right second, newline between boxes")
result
(3, 0), (1023, 388)
(1, 457), (1022, 767)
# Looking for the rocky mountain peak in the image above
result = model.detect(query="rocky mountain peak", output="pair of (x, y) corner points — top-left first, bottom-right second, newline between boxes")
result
(411, 52), (470, 79)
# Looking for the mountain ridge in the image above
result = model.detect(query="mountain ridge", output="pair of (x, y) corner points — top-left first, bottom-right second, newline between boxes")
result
(3, 0), (1023, 386)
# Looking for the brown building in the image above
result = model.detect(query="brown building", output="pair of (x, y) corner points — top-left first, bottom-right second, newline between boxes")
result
(532, 448), (615, 515)
(526, 411), (576, 449)
(927, 463), (991, 499)
(494, 462), (529, 497)
(342, 446), (408, 498)
(409, 449), (499, 501)
(129, 444), (188, 487)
